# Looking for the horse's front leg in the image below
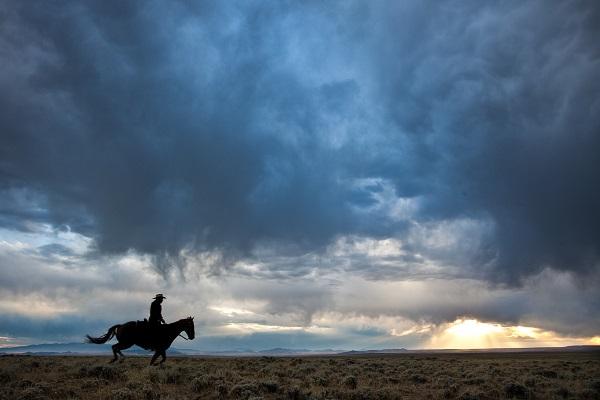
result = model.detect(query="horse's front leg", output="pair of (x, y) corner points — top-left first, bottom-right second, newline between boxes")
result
(159, 350), (166, 366)
(150, 351), (160, 366)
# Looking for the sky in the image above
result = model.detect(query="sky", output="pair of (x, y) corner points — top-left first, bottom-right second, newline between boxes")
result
(0, 0), (599, 350)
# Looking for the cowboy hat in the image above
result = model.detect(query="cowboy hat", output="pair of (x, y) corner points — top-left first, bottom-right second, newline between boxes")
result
(153, 294), (166, 299)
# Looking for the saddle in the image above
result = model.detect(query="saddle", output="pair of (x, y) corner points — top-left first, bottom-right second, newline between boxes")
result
(133, 319), (163, 351)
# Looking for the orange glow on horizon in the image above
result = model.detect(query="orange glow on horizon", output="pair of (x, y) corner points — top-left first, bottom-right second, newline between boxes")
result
(426, 318), (598, 349)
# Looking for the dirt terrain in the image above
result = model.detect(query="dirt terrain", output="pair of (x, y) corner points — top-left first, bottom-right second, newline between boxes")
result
(0, 352), (598, 399)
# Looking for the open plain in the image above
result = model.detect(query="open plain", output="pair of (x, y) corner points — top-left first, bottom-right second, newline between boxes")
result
(0, 352), (599, 400)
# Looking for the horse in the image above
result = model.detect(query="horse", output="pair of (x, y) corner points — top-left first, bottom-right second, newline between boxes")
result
(86, 317), (195, 365)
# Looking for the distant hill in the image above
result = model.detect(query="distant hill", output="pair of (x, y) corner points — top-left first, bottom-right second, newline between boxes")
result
(1, 343), (597, 356)
(0, 343), (337, 356)
(0, 343), (181, 355)
(338, 345), (600, 355)
(339, 348), (409, 355)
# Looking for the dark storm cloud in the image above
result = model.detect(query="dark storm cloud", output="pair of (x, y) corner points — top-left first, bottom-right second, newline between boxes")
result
(0, 0), (362, 265)
(364, 1), (600, 282)
(1, 0), (599, 284)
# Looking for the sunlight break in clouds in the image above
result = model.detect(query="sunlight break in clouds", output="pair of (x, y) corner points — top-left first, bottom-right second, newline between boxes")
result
(427, 319), (598, 350)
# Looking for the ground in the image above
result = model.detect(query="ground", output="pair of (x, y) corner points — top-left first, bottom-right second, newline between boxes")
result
(0, 352), (599, 399)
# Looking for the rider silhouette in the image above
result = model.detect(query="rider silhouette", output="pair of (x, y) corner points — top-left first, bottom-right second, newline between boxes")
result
(149, 294), (166, 327)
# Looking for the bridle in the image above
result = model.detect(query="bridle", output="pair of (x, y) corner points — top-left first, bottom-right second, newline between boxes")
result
(177, 319), (193, 340)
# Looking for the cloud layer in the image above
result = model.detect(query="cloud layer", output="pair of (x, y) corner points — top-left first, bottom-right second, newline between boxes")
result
(0, 236), (597, 348)
(0, 1), (599, 347)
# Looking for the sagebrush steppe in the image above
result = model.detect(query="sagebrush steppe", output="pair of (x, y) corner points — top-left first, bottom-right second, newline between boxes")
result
(1, 352), (598, 399)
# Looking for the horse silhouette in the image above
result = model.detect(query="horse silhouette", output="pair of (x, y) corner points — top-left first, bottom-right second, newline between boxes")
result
(86, 317), (195, 365)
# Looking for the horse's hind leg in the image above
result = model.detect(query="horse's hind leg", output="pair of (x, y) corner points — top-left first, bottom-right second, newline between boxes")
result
(111, 342), (132, 363)
(110, 343), (120, 363)
(116, 342), (133, 362)
(158, 350), (166, 366)
(150, 351), (160, 366)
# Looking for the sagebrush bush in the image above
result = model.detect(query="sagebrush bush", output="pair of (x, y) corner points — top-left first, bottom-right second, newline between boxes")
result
(343, 375), (357, 389)
(110, 388), (136, 400)
(190, 375), (210, 392)
(215, 382), (229, 398)
(18, 386), (49, 400)
(141, 384), (160, 400)
(79, 365), (124, 381)
(286, 386), (309, 400)
(259, 380), (279, 393)
(411, 374), (428, 384)
(230, 382), (260, 399)
(312, 375), (328, 386)
(459, 392), (481, 400)
(0, 369), (15, 384)
(504, 383), (530, 399)
(147, 366), (184, 384)
(556, 387), (570, 399)
(190, 373), (226, 393)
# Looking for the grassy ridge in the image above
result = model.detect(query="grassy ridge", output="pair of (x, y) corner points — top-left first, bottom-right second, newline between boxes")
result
(0, 352), (599, 399)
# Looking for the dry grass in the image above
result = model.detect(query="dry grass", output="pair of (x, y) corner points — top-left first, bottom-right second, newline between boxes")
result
(0, 352), (599, 399)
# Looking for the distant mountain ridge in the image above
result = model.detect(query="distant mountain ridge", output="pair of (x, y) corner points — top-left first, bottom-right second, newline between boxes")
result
(1, 343), (598, 356)
(0, 342), (182, 355)
(338, 345), (600, 355)
(0, 343), (338, 356)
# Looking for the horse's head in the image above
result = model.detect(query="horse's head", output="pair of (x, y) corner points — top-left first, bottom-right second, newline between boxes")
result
(182, 316), (195, 340)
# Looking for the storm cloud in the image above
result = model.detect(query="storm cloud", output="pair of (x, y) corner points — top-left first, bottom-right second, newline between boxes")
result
(1, 0), (599, 289)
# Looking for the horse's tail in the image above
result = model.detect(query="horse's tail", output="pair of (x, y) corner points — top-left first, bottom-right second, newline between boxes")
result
(86, 324), (120, 344)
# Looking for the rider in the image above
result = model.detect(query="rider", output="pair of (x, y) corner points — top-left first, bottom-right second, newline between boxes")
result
(149, 294), (166, 327)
